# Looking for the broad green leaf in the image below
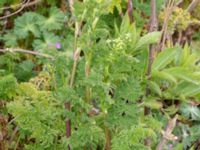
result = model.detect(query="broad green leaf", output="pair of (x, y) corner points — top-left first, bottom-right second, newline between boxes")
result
(152, 70), (177, 84)
(39, 7), (66, 31)
(135, 31), (161, 50)
(174, 82), (200, 97)
(152, 47), (180, 71)
(14, 12), (42, 38)
(164, 67), (200, 85)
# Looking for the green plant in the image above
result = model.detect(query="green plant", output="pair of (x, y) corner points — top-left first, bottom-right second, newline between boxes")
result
(0, 0), (200, 150)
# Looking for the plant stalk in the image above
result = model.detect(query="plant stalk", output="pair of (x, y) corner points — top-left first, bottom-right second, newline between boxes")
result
(145, 0), (158, 146)
(127, 0), (133, 23)
(104, 127), (111, 150)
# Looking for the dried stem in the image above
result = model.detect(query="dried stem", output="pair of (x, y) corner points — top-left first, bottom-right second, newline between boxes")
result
(127, 0), (133, 23)
(0, 0), (30, 20)
(145, 0), (158, 113)
(156, 115), (178, 150)
(0, 0), (42, 10)
(145, 0), (158, 146)
(22, 0), (42, 8)
(0, 0), (26, 10)
(104, 127), (111, 150)
(187, 0), (200, 13)
(0, 48), (53, 58)
(159, 0), (175, 51)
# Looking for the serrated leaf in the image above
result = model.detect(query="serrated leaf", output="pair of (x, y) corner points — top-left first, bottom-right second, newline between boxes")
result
(182, 54), (197, 67)
(152, 47), (180, 71)
(173, 82), (200, 97)
(135, 31), (161, 50)
(14, 12), (42, 38)
(164, 67), (200, 85)
(152, 70), (177, 84)
(180, 104), (200, 121)
(39, 7), (66, 31)
(2, 31), (18, 47)
(180, 43), (190, 65)
(32, 32), (60, 53)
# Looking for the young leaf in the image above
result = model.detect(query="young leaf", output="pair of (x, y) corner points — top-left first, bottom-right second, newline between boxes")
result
(180, 43), (190, 65)
(135, 31), (161, 50)
(39, 7), (66, 31)
(14, 12), (42, 38)
(152, 47), (180, 71)
(152, 70), (177, 84)
(164, 67), (200, 85)
(173, 82), (200, 97)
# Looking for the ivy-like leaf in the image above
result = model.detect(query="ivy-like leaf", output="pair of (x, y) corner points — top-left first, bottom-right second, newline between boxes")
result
(32, 32), (60, 53)
(14, 12), (42, 38)
(180, 104), (200, 121)
(39, 7), (66, 31)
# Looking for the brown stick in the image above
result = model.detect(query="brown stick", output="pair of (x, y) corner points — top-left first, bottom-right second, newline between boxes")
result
(0, 0), (31, 20)
(156, 115), (178, 150)
(0, 48), (53, 58)
(187, 0), (200, 13)
(145, 0), (158, 113)
(144, 0), (158, 146)
(104, 127), (111, 150)
(159, 0), (175, 51)
(127, 0), (133, 23)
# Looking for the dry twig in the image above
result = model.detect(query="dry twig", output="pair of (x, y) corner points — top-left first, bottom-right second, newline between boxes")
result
(0, 48), (53, 58)
(0, 0), (42, 20)
(187, 0), (200, 13)
(156, 115), (178, 150)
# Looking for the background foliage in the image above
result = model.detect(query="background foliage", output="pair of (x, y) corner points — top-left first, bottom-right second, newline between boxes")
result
(0, 0), (200, 150)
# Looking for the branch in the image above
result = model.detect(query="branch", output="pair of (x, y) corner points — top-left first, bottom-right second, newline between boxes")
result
(23, 0), (42, 8)
(144, 0), (158, 146)
(0, 0), (30, 20)
(159, 0), (175, 51)
(0, 0), (42, 20)
(127, 0), (133, 23)
(156, 115), (178, 150)
(149, 0), (158, 32)
(0, 0), (26, 10)
(0, 48), (53, 58)
(187, 0), (200, 13)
